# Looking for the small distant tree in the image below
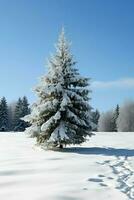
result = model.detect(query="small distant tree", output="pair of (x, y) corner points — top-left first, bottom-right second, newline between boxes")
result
(21, 96), (30, 129)
(112, 104), (119, 132)
(13, 97), (30, 131)
(0, 97), (9, 131)
(13, 98), (23, 131)
(98, 110), (114, 132)
(23, 29), (93, 148)
(117, 101), (134, 132)
(91, 109), (100, 131)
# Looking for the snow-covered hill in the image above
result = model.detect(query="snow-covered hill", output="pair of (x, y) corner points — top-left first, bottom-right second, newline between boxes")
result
(0, 132), (134, 200)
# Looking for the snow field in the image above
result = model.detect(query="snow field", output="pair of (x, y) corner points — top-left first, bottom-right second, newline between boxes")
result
(0, 132), (134, 200)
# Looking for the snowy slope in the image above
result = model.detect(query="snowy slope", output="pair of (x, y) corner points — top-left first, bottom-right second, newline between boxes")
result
(0, 132), (134, 200)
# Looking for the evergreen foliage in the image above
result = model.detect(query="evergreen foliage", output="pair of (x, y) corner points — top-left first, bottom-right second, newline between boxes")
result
(0, 97), (9, 131)
(112, 104), (119, 132)
(23, 29), (93, 148)
(13, 97), (30, 131)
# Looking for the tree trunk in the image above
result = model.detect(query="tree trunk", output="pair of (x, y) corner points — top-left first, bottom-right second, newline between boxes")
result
(59, 144), (63, 149)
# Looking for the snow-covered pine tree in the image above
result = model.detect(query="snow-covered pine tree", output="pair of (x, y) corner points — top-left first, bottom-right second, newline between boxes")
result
(0, 97), (9, 131)
(91, 109), (100, 131)
(115, 104), (119, 120)
(23, 29), (92, 148)
(13, 98), (23, 131)
(22, 96), (30, 116)
(13, 97), (30, 131)
(112, 104), (119, 132)
(21, 96), (30, 129)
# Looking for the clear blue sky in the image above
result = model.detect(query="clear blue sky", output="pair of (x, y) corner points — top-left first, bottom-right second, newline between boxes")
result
(0, 0), (134, 111)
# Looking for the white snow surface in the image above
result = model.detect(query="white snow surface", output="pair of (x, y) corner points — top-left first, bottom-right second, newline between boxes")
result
(0, 132), (134, 200)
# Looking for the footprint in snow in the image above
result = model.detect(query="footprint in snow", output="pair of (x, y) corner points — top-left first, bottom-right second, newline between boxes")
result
(99, 183), (108, 187)
(104, 160), (111, 164)
(98, 174), (105, 178)
(88, 178), (103, 183)
(107, 177), (114, 180)
(98, 157), (134, 200)
(83, 187), (88, 190)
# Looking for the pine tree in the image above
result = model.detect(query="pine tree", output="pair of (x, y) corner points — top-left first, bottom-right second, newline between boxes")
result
(91, 109), (100, 131)
(0, 97), (9, 131)
(23, 29), (92, 148)
(13, 98), (23, 131)
(112, 104), (119, 132)
(22, 96), (30, 129)
(115, 104), (119, 119)
(13, 97), (30, 131)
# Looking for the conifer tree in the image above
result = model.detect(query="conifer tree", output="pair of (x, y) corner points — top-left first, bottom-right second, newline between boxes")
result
(112, 104), (119, 132)
(13, 97), (30, 131)
(22, 96), (29, 115)
(22, 96), (30, 129)
(91, 109), (100, 131)
(0, 97), (9, 131)
(13, 98), (23, 131)
(23, 29), (92, 148)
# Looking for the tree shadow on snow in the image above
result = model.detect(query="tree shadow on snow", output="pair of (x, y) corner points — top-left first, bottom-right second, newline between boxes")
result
(61, 147), (134, 157)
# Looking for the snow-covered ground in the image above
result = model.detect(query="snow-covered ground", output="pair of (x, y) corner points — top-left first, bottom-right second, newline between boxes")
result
(0, 132), (134, 200)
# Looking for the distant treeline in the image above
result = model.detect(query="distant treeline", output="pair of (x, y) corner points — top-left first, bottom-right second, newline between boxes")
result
(0, 96), (30, 132)
(97, 101), (134, 132)
(1, 96), (133, 133)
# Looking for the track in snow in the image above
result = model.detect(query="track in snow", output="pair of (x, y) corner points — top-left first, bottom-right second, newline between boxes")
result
(96, 156), (134, 200)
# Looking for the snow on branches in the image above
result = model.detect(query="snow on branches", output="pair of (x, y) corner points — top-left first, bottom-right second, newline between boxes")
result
(23, 28), (93, 148)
